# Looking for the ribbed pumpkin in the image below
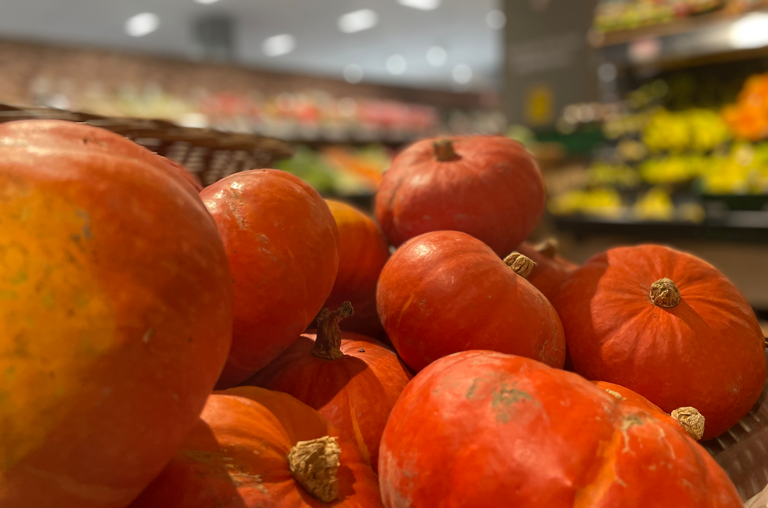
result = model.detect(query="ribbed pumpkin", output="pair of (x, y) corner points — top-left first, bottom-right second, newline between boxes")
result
(0, 120), (233, 508)
(515, 239), (577, 302)
(555, 244), (767, 440)
(201, 169), (340, 387)
(379, 350), (742, 508)
(322, 200), (390, 338)
(375, 136), (546, 257)
(377, 230), (565, 373)
(243, 303), (411, 472)
(129, 387), (383, 507)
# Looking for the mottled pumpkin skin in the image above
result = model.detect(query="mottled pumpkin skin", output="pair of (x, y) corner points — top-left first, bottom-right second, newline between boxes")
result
(554, 245), (767, 440)
(375, 136), (546, 257)
(202, 170), (340, 387)
(129, 387), (383, 508)
(242, 331), (411, 472)
(323, 200), (390, 338)
(515, 241), (577, 303)
(379, 350), (742, 508)
(0, 120), (233, 508)
(377, 231), (565, 373)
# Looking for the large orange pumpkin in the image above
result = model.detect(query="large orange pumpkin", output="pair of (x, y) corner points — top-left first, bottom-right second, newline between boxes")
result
(322, 200), (390, 338)
(0, 120), (233, 508)
(555, 244), (767, 440)
(129, 387), (383, 507)
(201, 169), (340, 387)
(379, 350), (742, 507)
(515, 239), (577, 302)
(243, 302), (411, 472)
(377, 230), (565, 373)
(375, 136), (546, 257)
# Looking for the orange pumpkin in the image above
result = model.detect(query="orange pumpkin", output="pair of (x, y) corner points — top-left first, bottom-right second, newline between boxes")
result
(555, 244), (767, 439)
(243, 303), (411, 472)
(515, 239), (577, 302)
(129, 387), (383, 508)
(201, 169), (340, 387)
(323, 200), (390, 338)
(379, 350), (742, 507)
(0, 120), (233, 508)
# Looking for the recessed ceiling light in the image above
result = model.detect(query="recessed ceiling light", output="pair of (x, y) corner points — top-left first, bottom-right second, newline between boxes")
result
(386, 54), (407, 75)
(338, 9), (379, 34)
(125, 13), (160, 37)
(487, 10), (506, 29)
(262, 34), (296, 57)
(195, 0), (221, 4)
(398, 0), (441, 11)
(426, 46), (447, 67)
(344, 64), (364, 84)
(452, 64), (473, 84)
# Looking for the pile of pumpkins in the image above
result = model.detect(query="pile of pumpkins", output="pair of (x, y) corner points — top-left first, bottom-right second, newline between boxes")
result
(1, 119), (765, 508)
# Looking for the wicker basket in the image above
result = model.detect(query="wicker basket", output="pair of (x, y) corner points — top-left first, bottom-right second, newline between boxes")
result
(0, 103), (293, 185)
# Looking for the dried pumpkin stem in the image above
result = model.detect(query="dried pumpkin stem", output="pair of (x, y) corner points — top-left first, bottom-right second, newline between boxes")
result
(287, 436), (341, 502)
(534, 238), (559, 259)
(671, 407), (705, 441)
(311, 302), (354, 360)
(503, 252), (536, 279)
(432, 139), (461, 162)
(649, 278), (681, 308)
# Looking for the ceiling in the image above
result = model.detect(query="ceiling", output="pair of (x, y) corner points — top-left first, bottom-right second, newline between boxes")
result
(0, 0), (505, 92)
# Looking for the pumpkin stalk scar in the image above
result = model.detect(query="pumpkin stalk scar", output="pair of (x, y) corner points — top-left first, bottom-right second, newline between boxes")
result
(432, 139), (461, 162)
(649, 278), (681, 308)
(503, 252), (536, 279)
(311, 302), (354, 360)
(534, 238), (558, 258)
(670, 407), (705, 441)
(287, 436), (341, 503)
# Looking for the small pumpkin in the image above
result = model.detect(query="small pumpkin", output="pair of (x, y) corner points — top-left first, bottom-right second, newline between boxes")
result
(379, 350), (742, 507)
(376, 230), (565, 373)
(515, 238), (577, 302)
(322, 200), (390, 338)
(243, 302), (411, 472)
(201, 169), (340, 387)
(375, 136), (546, 257)
(555, 244), (767, 439)
(129, 386), (383, 507)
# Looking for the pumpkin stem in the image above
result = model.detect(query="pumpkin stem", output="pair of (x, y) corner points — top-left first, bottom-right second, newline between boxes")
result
(534, 238), (559, 259)
(670, 407), (705, 441)
(433, 139), (461, 162)
(503, 252), (536, 279)
(287, 436), (341, 502)
(311, 302), (354, 361)
(649, 278), (681, 308)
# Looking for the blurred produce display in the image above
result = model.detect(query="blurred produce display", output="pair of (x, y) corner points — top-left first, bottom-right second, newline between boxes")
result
(593, 0), (725, 33)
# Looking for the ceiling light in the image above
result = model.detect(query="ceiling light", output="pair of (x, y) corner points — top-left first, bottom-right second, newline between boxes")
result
(386, 54), (407, 75)
(262, 34), (296, 57)
(195, 0), (221, 4)
(486, 10), (506, 29)
(730, 13), (768, 49)
(125, 13), (159, 37)
(452, 64), (473, 84)
(338, 9), (378, 33)
(344, 64), (364, 84)
(398, 0), (441, 11)
(426, 46), (447, 67)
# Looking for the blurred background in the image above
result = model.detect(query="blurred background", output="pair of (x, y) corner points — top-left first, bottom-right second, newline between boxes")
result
(0, 0), (767, 327)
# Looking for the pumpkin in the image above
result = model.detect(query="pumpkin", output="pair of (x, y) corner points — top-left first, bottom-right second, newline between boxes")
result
(554, 244), (767, 440)
(129, 386), (383, 507)
(322, 200), (390, 338)
(515, 238), (577, 302)
(201, 169), (340, 387)
(0, 120), (233, 508)
(375, 136), (546, 257)
(376, 230), (565, 373)
(243, 302), (411, 472)
(379, 350), (742, 507)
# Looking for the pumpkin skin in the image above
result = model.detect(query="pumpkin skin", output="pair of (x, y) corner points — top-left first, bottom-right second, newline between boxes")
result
(377, 230), (565, 373)
(242, 304), (411, 472)
(378, 350), (743, 508)
(0, 120), (233, 508)
(323, 200), (390, 338)
(202, 169), (340, 387)
(554, 245), (767, 440)
(515, 239), (577, 303)
(129, 387), (383, 508)
(375, 136), (546, 257)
